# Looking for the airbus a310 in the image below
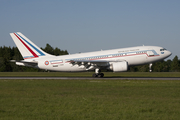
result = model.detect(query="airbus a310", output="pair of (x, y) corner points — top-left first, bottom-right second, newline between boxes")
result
(10, 32), (172, 77)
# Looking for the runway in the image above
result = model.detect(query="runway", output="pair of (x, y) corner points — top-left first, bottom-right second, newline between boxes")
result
(0, 77), (180, 80)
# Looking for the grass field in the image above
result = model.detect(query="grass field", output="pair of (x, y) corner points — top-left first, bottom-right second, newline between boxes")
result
(0, 79), (180, 120)
(0, 72), (180, 77)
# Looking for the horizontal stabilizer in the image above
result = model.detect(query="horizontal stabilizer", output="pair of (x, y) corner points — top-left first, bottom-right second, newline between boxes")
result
(10, 60), (38, 67)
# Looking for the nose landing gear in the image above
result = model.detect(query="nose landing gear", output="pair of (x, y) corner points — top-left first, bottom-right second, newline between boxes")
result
(149, 63), (152, 72)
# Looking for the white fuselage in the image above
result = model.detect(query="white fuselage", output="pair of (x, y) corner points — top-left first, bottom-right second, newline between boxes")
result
(36, 46), (171, 72)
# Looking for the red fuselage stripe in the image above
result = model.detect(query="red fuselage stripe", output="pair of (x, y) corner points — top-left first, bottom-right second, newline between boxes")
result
(14, 33), (38, 58)
(65, 53), (159, 63)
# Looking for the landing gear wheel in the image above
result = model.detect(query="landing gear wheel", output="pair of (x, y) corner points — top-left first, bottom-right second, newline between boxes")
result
(98, 73), (104, 78)
(92, 73), (104, 78)
(92, 73), (97, 77)
(98, 74), (101, 78)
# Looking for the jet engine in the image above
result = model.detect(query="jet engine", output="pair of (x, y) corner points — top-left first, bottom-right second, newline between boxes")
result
(109, 61), (128, 72)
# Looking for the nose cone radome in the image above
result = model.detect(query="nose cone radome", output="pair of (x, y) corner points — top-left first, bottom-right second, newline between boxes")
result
(167, 51), (172, 57)
(165, 51), (172, 59)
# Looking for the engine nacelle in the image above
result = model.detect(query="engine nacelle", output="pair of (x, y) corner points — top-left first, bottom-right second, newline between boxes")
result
(109, 61), (128, 72)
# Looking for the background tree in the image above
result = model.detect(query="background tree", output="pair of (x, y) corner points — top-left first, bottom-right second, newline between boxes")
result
(171, 55), (180, 72)
(42, 44), (54, 55)
(41, 44), (68, 56)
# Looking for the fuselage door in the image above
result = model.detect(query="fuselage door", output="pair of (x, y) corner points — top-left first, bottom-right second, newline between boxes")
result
(147, 50), (154, 56)
(50, 59), (64, 67)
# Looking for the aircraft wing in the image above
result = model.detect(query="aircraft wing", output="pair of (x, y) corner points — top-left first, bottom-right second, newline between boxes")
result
(69, 59), (125, 70)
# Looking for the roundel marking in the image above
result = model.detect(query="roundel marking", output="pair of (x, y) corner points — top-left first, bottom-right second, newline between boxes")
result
(45, 61), (49, 65)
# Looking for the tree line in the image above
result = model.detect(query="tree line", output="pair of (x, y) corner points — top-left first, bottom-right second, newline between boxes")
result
(129, 56), (180, 72)
(0, 44), (179, 72)
(0, 44), (68, 72)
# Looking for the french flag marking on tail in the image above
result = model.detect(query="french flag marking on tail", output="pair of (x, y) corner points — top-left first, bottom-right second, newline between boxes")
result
(10, 32), (46, 59)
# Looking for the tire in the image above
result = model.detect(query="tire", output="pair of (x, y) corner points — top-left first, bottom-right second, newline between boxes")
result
(92, 73), (97, 77)
(98, 73), (104, 78)
(100, 73), (104, 77)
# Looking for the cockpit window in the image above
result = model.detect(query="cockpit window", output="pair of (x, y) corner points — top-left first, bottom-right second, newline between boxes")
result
(160, 48), (167, 51)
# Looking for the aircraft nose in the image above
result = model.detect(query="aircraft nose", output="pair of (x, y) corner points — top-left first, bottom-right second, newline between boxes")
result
(167, 51), (172, 57)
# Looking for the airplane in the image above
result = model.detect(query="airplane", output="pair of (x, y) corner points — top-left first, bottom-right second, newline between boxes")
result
(10, 32), (172, 77)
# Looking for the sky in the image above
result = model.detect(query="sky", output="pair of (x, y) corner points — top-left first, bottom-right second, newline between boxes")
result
(0, 0), (180, 60)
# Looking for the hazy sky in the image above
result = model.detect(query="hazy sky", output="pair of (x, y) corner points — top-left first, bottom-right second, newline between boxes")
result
(1, 0), (180, 60)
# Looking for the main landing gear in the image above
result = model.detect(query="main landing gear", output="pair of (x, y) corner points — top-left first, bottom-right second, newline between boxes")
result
(92, 68), (104, 78)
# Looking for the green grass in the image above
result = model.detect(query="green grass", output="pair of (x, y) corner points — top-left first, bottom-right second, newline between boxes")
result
(0, 72), (180, 77)
(0, 79), (180, 120)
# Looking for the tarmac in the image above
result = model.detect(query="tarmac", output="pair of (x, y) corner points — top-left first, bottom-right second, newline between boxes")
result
(0, 77), (180, 80)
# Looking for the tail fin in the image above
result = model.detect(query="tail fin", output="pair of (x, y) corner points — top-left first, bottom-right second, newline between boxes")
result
(10, 32), (53, 59)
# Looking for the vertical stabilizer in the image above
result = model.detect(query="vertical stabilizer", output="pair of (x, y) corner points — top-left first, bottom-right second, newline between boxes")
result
(10, 32), (53, 59)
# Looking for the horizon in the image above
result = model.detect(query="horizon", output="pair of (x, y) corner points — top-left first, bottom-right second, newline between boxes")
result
(1, 1), (180, 60)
